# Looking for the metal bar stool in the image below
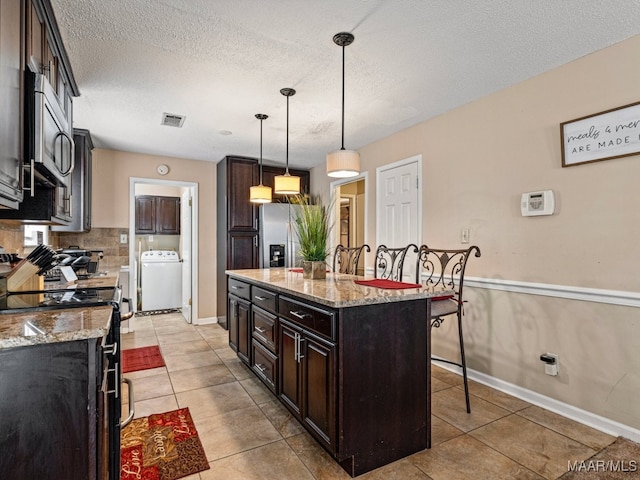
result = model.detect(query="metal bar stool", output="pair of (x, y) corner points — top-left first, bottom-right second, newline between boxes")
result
(415, 244), (481, 413)
(333, 244), (370, 274)
(374, 244), (419, 281)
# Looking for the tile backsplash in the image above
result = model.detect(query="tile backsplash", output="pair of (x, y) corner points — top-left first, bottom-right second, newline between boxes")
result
(0, 223), (129, 271)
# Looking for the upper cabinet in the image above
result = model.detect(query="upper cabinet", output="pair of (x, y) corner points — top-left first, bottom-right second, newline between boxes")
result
(0, 0), (25, 209)
(135, 195), (181, 235)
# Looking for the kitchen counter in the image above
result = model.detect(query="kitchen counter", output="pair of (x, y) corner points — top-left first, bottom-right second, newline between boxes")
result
(226, 268), (452, 308)
(43, 271), (120, 290)
(0, 305), (113, 349)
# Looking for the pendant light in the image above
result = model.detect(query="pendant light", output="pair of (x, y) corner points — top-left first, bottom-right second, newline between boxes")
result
(249, 113), (272, 204)
(274, 88), (301, 195)
(327, 32), (360, 178)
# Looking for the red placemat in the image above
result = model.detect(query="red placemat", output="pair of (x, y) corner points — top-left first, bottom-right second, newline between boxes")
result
(354, 278), (422, 289)
(122, 345), (165, 373)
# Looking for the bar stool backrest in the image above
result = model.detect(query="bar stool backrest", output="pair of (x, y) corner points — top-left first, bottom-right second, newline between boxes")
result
(374, 244), (419, 281)
(333, 244), (370, 274)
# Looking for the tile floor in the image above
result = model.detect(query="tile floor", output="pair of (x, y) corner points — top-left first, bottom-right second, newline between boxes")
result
(121, 312), (618, 480)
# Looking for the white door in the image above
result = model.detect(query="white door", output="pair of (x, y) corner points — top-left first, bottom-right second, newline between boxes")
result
(376, 155), (421, 281)
(180, 189), (192, 323)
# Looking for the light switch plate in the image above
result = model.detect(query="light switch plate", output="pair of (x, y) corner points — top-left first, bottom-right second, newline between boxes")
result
(120, 233), (128, 244)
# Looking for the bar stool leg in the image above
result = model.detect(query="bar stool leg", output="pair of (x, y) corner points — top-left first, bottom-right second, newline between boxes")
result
(457, 313), (471, 413)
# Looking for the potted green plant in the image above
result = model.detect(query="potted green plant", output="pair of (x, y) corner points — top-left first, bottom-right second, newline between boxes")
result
(291, 194), (332, 279)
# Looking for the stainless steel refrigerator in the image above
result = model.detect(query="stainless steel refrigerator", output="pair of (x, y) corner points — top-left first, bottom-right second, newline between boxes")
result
(259, 203), (303, 268)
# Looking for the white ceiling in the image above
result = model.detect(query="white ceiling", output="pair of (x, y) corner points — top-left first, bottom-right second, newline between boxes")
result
(49, 0), (640, 170)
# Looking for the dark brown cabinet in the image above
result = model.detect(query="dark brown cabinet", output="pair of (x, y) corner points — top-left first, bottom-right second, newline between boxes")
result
(228, 277), (251, 364)
(0, 334), (113, 479)
(0, 0), (25, 209)
(278, 299), (336, 452)
(135, 195), (180, 235)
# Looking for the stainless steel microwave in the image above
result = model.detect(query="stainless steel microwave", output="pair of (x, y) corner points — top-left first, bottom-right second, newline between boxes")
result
(26, 71), (74, 186)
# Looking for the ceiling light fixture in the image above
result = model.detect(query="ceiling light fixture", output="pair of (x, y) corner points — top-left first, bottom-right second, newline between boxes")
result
(327, 32), (360, 178)
(274, 88), (301, 195)
(249, 114), (272, 204)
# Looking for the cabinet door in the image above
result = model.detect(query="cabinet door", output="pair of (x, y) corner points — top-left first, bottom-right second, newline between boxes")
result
(237, 298), (250, 364)
(228, 295), (239, 351)
(228, 293), (250, 364)
(135, 196), (156, 234)
(156, 196), (180, 234)
(0, 0), (24, 208)
(227, 157), (257, 230)
(261, 166), (310, 202)
(279, 320), (302, 416)
(228, 231), (258, 269)
(302, 333), (336, 451)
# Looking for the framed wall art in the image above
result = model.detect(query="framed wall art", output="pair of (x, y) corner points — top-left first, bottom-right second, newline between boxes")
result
(560, 101), (640, 167)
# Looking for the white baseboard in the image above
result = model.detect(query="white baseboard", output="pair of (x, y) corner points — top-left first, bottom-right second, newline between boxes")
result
(433, 360), (640, 443)
(194, 316), (217, 325)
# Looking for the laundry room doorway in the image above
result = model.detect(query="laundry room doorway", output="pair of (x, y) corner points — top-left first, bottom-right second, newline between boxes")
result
(128, 178), (199, 330)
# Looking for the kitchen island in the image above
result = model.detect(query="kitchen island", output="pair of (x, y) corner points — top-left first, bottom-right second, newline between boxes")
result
(226, 268), (452, 477)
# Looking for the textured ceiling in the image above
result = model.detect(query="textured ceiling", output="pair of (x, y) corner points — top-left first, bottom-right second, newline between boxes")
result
(49, 0), (640, 170)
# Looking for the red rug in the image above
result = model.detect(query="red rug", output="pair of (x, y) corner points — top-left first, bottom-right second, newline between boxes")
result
(122, 345), (166, 373)
(120, 407), (210, 480)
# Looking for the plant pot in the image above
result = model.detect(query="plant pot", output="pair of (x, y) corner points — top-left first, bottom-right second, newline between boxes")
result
(302, 260), (326, 280)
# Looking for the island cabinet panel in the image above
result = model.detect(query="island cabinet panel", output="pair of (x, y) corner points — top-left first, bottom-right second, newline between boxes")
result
(227, 293), (250, 364)
(227, 272), (433, 477)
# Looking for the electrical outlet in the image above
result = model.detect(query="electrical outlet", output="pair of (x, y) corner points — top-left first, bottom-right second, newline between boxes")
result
(148, 235), (154, 242)
(540, 353), (559, 376)
(120, 233), (128, 244)
(461, 228), (470, 244)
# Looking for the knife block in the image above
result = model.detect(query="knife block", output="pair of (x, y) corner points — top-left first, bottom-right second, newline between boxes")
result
(6, 259), (45, 292)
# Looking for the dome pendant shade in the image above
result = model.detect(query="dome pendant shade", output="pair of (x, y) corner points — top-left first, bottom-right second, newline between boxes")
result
(327, 31), (360, 178)
(250, 113), (272, 204)
(274, 172), (301, 195)
(326, 149), (360, 178)
(274, 87), (301, 195)
(249, 183), (272, 203)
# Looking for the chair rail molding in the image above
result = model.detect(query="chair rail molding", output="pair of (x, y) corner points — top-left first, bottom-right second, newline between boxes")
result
(465, 276), (640, 308)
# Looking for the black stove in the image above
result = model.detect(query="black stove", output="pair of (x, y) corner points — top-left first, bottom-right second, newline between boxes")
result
(0, 287), (119, 313)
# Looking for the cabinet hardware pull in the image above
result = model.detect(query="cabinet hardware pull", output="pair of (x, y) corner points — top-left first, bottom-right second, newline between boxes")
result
(255, 363), (266, 373)
(231, 285), (243, 290)
(254, 326), (266, 333)
(294, 332), (299, 362)
(290, 310), (310, 320)
(104, 341), (118, 356)
(254, 295), (267, 301)
(298, 338), (305, 361)
(120, 378), (135, 427)
(106, 362), (119, 398)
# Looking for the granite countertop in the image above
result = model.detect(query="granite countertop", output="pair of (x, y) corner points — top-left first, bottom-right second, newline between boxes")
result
(43, 271), (120, 290)
(226, 268), (453, 308)
(0, 305), (114, 350)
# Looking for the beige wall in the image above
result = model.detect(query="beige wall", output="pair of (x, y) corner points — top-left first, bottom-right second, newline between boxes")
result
(311, 35), (640, 429)
(92, 149), (217, 319)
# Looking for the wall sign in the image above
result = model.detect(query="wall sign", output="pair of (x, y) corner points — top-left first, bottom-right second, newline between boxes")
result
(560, 101), (640, 167)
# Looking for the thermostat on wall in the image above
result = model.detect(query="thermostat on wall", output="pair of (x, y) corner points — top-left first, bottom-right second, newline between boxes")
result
(521, 190), (555, 216)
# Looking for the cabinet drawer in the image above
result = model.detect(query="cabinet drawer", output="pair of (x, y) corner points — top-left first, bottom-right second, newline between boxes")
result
(252, 340), (277, 392)
(228, 277), (251, 300)
(252, 305), (277, 353)
(278, 296), (335, 341)
(252, 286), (277, 314)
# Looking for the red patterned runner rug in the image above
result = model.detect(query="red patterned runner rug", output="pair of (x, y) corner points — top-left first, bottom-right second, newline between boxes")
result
(120, 407), (210, 480)
(122, 345), (166, 373)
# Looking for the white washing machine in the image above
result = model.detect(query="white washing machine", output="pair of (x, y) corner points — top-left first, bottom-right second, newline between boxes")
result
(141, 250), (182, 311)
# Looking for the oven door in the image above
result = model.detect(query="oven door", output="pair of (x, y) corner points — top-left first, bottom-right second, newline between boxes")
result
(31, 72), (75, 186)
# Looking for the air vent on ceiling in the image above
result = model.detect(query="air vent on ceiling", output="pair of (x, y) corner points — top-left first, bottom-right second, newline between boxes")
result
(161, 113), (186, 128)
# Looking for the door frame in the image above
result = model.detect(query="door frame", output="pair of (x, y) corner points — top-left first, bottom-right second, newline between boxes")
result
(329, 172), (368, 263)
(375, 153), (423, 251)
(128, 177), (199, 330)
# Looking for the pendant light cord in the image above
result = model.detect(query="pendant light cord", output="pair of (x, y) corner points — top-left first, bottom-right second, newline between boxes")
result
(260, 116), (264, 183)
(341, 42), (346, 151)
(285, 94), (290, 174)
